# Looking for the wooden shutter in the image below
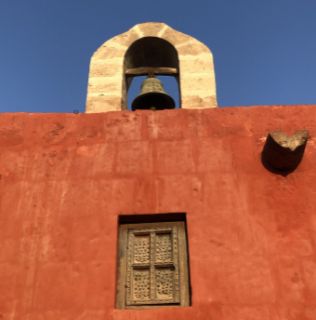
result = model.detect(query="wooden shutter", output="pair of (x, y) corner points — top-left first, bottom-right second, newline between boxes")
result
(117, 221), (190, 308)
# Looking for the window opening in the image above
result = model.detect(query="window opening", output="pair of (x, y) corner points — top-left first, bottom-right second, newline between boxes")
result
(116, 214), (190, 308)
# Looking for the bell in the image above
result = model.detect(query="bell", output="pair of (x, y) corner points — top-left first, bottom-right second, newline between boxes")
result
(132, 76), (176, 111)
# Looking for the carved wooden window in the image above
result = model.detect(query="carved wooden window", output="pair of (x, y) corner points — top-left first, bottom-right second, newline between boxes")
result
(116, 221), (190, 308)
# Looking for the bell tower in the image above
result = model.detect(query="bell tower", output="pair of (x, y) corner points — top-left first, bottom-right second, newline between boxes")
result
(85, 22), (217, 112)
(125, 36), (178, 110)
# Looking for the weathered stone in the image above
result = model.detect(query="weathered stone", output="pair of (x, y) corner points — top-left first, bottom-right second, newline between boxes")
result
(85, 96), (123, 112)
(181, 75), (215, 93)
(93, 45), (126, 59)
(110, 29), (140, 47)
(182, 95), (217, 109)
(161, 27), (192, 45)
(88, 81), (122, 93)
(89, 64), (123, 77)
(85, 22), (217, 112)
(262, 130), (309, 173)
(137, 22), (169, 37)
(177, 42), (211, 56)
(180, 60), (214, 74)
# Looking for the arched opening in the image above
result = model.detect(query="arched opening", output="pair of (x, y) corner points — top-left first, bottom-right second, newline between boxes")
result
(124, 37), (180, 110)
(125, 37), (178, 69)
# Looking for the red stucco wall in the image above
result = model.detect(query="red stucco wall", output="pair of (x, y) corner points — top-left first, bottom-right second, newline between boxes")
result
(1, 106), (316, 320)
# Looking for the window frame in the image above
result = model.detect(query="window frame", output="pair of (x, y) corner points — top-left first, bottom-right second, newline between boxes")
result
(116, 220), (190, 309)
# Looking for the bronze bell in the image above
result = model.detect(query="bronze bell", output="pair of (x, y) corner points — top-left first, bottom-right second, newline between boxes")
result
(132, 76), (176, 111)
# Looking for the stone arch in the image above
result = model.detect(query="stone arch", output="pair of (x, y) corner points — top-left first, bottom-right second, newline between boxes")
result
(125, 37), (179, 69)
(85, 22), (217, 113)
(124, 37), (180, 109)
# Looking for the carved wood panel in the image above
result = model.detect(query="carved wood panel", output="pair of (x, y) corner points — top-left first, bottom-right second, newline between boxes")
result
(117, 221), (190, 308)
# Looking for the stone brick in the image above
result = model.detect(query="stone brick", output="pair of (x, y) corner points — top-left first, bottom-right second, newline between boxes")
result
(86, 22), (217, 112)
(86, 96), (122, 112)
(93, 44), (125, 59)
(88, 78), (122, 92)
(177, 41), (211, 56)
(89, 64), (123, 77)
(162, 27), (192, 45)
(110, 28), (140, 46)
(137, 22), (168, 37)
(182, 95), (215, 109)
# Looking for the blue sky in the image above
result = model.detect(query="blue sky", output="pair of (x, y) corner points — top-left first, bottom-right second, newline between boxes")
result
(1, 0), (316, 112)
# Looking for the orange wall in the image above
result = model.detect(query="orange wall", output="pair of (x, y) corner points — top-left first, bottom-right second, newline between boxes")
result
(1, 106), (316, 320)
